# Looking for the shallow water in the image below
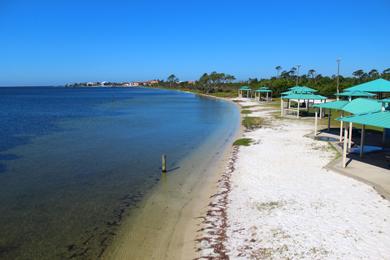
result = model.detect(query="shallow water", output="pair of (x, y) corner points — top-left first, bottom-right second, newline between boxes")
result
(0, 87), (239, 259)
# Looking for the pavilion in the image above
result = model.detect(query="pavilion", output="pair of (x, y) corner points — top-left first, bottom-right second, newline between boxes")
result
(337, 103), (390, 168)
(343, 78), (390, 99)
(335, 91), (376, 101)
(254, 87), (272, 102)
(238, 86), (252, 98)
(314, 98), (382, 149)
(280, 86), (326, 118)
(313, 100), (349, 139)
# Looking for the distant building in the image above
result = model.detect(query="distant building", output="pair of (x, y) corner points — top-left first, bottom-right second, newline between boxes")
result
(147, 80), (159, 85)
(130, 82), (140, 87)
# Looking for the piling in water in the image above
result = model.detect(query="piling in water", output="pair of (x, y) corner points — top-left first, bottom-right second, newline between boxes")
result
(162, 154), (167, 173)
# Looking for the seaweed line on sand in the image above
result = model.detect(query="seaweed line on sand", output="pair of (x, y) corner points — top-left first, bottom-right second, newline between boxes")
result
(194, 146), (239, 259)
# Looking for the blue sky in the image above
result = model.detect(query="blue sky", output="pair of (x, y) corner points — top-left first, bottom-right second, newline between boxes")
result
(0, 0), (389, 86)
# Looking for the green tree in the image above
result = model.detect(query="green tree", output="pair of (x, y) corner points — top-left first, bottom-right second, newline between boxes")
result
(275, 66), (282, 77)
(352, 69), (365, 79)
(368, 69), (379, 79)
(382, 68), (390, 80)
(224, 74), (236, 83)
(167, 74), (179, 87)
(308, 69), (316, 79)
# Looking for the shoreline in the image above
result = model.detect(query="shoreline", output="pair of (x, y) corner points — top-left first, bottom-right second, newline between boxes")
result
(102, 94), (242, 259)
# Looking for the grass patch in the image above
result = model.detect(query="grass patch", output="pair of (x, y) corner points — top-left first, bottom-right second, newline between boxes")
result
(208, 91), (237, 98)
(241, 109), (252, 114)
(233, 138), (253, 146)
(242, 117), (263, 129)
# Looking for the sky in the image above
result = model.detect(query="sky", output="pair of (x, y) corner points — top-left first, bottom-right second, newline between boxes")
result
(0, 0), (389, 86)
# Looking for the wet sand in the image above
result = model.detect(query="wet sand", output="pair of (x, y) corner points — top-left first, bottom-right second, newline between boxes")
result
(103, 98), (241, 260)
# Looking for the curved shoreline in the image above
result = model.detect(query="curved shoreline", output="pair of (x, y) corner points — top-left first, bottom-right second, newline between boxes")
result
(102, 94), (242, 259)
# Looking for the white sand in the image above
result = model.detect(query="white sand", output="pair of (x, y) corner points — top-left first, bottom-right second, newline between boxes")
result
(197, 98), (390, 259)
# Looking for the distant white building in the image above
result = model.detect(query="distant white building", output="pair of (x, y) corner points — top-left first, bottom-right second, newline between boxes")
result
(130, 82), (140, 87)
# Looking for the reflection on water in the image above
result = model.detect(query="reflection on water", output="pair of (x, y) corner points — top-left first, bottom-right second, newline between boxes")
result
(0, 87), (238, 259)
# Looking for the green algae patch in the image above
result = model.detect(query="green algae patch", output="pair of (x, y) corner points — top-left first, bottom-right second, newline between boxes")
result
(233, 138), (253, 146)
(242, 117), (263, 129)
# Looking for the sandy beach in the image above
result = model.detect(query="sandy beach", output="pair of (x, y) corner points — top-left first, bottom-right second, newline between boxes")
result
(196, 98), (390, 259)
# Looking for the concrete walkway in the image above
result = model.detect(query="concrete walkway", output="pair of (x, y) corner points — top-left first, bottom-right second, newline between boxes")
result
(315, 130), (390, 200)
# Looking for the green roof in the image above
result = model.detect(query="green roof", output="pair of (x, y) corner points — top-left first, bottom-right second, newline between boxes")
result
(381, 98), (390, 103)
(313, 100), (349, 110)
(283, 93), (327, 100)
(281, 90), (293, 96)
(337, 111), (390, 129)
(335, 91), (376, 97)
(256, 88), (272, 93)
(239, 86), (251, 90)
(341, 98), (382, 115)
(344, 78), (390, 93)
(288, 86), (317, 93)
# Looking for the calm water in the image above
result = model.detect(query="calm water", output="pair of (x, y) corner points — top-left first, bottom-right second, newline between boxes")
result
(0, 87), (239, 259)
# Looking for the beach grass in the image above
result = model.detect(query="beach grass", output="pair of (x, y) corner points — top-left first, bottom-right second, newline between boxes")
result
(233, 138), (253, 146)
(242, 117), (263, 129)
(241, 109), (252, 114)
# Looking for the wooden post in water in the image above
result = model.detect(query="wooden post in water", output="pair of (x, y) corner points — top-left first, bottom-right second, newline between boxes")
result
(162, 154), (167, 173)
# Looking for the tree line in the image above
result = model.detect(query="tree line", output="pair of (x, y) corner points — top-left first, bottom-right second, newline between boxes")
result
(157, 67), (390, 97)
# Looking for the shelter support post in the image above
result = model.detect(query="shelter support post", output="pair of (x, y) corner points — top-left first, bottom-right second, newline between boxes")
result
(319, 107), (322, 119)
(280, 98), (284, 116)
(360, 125), (365, 158)
(339, 112), (344, 142)
(348, 122), (353, 151)
(297, 100), (300, 118)
(327, 110), (331, 132)
(342, 127), (349, 168)
(314, 111), (318, 137)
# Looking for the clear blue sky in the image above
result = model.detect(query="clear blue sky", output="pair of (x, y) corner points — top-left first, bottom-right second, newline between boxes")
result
(0, 0), (389, 86)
